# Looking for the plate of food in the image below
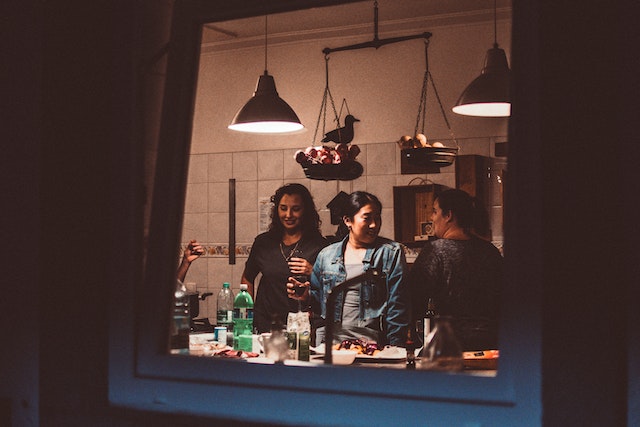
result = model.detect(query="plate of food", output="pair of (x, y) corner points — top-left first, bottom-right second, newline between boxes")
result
(311, 339), (407, 362)
(462, 350), (499, 370)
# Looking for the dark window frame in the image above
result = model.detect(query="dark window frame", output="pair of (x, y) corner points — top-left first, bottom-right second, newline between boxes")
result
(109, 0), (543, 423)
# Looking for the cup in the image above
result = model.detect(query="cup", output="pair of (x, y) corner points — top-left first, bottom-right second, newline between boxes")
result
(257, 332), (271, 353)
(258, 332), (288, 361)
(251, 334), (261, 353)
(214, 326), (227, 344)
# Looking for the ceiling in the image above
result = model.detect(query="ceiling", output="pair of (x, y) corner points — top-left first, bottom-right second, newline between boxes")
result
(201, 0), (512, 52)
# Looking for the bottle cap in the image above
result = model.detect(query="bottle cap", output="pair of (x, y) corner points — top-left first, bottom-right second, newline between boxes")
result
(240, 283), (248, 291)
(223, 282), (230, 288)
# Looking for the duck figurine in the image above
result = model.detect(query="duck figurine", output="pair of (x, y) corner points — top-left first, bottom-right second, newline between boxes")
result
(321, 114), (360, 144)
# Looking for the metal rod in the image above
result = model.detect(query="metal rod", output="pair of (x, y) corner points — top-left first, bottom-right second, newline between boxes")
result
(324, 268), (386, 364)
(229, 178), (236, 265)
(322, 32), (431, 55)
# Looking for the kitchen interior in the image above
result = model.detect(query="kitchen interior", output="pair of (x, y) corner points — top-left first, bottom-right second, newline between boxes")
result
(175, 0), (511, 343)
(5, 0), (632, 425)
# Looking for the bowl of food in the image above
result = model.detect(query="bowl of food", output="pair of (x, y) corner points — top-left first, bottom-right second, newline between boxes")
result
(331, 349), (357, 365)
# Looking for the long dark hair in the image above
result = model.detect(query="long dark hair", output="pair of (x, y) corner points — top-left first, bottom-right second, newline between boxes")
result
(268, 183), (322, 238)
(342, 191), (382, 219)
(435, 189), (490, 239)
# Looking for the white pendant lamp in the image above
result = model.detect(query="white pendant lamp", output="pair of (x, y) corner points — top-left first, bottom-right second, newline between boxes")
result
(452, 0), (511, 117)
(228, 16), (304, 134)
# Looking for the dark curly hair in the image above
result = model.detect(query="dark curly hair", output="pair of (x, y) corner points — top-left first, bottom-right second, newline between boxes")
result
(268, 183), (322, 238)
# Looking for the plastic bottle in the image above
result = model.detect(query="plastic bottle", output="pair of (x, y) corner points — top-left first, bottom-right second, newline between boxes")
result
(232, 283), (254, 351)
(170, 279), (190, 354)
(216, 282), (234, 330)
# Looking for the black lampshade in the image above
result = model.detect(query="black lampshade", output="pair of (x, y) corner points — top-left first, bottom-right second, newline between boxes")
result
(228, 71), (304, 134)
(452, 45), (511, 117)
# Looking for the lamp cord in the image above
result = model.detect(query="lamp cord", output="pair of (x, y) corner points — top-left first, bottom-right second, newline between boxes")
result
(493, 0), (498, 48)
(264, 15), (268, 72)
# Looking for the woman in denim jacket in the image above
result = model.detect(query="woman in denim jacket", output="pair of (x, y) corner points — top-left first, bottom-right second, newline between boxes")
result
(289, 191), (410, 347)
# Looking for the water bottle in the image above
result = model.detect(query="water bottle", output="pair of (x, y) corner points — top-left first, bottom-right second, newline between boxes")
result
(232, 283), (254, 351)
(216, 282), (234, 330)
(170, 279), (190, 354)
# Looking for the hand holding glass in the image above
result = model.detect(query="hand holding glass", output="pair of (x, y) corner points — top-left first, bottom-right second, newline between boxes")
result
(288, 249), (310, 310)
(287, 276), (309, 311)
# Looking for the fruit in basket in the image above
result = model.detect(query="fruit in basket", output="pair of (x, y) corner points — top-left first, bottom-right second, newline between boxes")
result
(296, 143), (360, 165)
(432, 141), (444, 148)
(414, 133), (428, 147)
(294, 149), (309, 165)
(348, 144), (360, 160)
(335, 143), (349, 159)
(397, 135), (413, 149)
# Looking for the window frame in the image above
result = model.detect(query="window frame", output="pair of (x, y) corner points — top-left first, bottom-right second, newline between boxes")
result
(110, 1), (542, 424)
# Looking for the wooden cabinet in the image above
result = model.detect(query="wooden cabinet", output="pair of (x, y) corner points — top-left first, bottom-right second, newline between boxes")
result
(393, 155), (506, 247)
(393, 184), (447, 247)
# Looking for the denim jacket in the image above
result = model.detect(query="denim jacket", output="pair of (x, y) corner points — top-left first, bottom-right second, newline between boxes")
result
(309, 236), (410, 346)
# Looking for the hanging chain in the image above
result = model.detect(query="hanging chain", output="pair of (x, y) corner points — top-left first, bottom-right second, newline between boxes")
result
(337, 98), (351, 125)
(312, 54), (341, 145)
(413, 39), (458, 148)
(414, 40), (429, 139)
(429, 70), (458, 147)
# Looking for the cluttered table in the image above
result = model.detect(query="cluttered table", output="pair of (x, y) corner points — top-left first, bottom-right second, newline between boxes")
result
(188, 332), (498, 376)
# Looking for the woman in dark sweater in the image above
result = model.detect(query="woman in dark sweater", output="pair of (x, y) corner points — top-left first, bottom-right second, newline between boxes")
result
(409, 189), (503, 351)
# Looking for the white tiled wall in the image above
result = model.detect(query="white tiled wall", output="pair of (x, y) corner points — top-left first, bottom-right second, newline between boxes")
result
(180, 137), (503, 321)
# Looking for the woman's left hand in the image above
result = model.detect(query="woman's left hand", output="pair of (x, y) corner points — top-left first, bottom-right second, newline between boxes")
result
(286, 277), (309, 300)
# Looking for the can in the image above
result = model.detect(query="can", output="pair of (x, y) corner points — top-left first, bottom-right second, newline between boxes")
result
(214, 326), (227, 343)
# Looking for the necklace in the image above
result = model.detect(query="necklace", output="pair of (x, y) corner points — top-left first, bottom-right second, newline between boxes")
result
(279, 240), (301, 262)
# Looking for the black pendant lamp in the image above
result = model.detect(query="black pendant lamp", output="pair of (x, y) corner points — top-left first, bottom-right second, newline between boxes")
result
(228, 16), (304, 134)
(452, 0), (511, 117)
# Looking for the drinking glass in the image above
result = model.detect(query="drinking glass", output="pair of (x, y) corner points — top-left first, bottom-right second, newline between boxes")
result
(416, 315), (464, 372)
(290, 248), (307, 312)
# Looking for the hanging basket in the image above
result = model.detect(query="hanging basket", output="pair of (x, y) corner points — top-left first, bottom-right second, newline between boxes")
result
(399, 40), (459, 172)
(302, 160), (363, 181)
(401, 146), (459, 168)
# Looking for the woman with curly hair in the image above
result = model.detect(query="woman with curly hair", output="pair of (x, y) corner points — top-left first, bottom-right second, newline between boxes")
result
(242, 183), (328, 333)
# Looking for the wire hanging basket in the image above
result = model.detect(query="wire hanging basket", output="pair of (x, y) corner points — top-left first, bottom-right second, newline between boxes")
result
(294, 54), (363, 181)
(399, 40), (459, 170)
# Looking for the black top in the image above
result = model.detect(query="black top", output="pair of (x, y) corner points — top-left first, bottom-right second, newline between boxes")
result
(244, 231), (328, 333)
(408, 237), (503, 350)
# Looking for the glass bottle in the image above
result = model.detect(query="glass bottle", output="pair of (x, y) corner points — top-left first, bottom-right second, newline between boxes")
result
(405, 330), (416, 370)
(416, 315), (463, 372)
(423, 298), (437, 341)
(170, 279), (190, 354)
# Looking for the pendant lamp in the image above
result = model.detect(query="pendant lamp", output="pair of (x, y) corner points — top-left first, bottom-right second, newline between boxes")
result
(228, 16), (304, 134)
(452, 0), (511, 117)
